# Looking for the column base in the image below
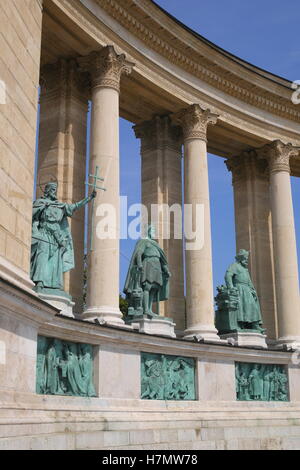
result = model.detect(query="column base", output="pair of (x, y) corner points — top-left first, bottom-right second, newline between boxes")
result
(82, 306), (124, 326)
(220, 331), (267, 349)
(183, 324), (221, 342)
(274, 336), (300, 351)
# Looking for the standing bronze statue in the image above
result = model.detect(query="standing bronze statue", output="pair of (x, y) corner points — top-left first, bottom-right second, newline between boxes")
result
(124, 225), (171, 317)
(215, 249), (264, 334)
(30, 182), (96, 296)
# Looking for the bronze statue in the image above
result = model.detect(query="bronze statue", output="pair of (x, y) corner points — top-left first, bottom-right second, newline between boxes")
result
(124, 225), (171, 317)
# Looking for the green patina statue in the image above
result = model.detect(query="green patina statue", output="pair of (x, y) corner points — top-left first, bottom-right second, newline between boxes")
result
(123, 225), (171, 318)
(141, 352), (195, 400)
(30, 182), (96, 296)
(235, 362), (288, 401)
(215, 249), (264, 334)
(36, 336), (96, 397)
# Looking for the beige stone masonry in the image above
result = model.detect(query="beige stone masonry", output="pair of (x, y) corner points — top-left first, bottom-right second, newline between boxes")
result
(134, 115), (185, 330)
(37, 59), (89, 312)
(226, 151), (277, 340)
(0, 0), (43, 289)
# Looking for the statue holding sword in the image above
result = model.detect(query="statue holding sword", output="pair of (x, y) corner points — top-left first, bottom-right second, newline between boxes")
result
(123, 225), (171, 318)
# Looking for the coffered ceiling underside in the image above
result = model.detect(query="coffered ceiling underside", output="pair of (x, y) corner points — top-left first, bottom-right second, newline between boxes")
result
(40, 0), (300, 175)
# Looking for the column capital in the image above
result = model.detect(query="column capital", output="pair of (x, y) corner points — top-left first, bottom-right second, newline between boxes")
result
(225, 149), (268, 184)
(133, 115), (182, 153)
(172, 104), (218, 142)
(78, 46), (134, 92)
(257, 140), (300, 174)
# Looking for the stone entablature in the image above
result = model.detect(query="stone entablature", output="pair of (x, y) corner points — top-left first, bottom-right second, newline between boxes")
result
(45, 0), (300, 165)
(71, 0), (299, 123)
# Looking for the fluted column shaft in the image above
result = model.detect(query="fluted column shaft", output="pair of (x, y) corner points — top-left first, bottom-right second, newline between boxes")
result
(259, 140), (300, 347)
(79, 46), (133, 324)
(173, 104), (219, 340)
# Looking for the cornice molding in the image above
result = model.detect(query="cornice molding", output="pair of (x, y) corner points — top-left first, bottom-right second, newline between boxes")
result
(91, 0), (300, 123)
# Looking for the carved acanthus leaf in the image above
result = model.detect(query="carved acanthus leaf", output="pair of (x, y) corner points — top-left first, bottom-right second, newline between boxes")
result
(78, 45), (134, 92)
(257, 140), (300, 174)
(172, 104), (218, 142)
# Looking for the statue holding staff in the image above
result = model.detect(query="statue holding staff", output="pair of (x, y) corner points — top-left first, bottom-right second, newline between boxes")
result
(30, 181), (96, 295)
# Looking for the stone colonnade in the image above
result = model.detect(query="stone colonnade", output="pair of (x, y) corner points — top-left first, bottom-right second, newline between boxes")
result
(37, 45), (300, 346)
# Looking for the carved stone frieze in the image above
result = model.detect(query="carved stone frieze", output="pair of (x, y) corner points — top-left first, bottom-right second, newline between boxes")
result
(68, 0), (300, 123)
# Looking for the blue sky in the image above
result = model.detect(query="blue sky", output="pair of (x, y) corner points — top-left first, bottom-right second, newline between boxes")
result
(118, 0), (300, 295)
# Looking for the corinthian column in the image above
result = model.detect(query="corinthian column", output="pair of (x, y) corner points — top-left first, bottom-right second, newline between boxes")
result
(173, 104), (220, 341)
(78, 46), (134, 324)
(134, 116), (185, 331)
(258, 140), (300, 348)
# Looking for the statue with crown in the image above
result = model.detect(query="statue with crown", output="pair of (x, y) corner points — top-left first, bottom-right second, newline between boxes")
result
(30, 180), (96, 316)
(215, 249), (267, 348)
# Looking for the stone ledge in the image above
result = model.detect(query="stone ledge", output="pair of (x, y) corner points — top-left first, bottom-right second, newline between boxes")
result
(39, 314), (292, 362)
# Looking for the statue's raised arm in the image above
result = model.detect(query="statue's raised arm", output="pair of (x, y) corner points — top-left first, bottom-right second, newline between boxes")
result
(30, 182), (96, 296)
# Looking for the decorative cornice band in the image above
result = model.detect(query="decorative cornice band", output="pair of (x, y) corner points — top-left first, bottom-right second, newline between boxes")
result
(85, 0), (300, 123)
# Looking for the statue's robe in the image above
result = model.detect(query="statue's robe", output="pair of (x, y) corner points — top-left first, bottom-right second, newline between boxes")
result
(249, 368), (263, 398)
(31, 197), (77, 289)
(65, 345), (86, 396)
(123, 237), (169, 301)
(79, 348), (96, 397)
(225, 262), (262, 325)
(46, 345), (63, 395)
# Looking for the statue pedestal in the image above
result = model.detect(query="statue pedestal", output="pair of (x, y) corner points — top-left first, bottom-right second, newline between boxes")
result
(36, 289), (75, 318)
(220, 331), (268, 349)
(127, 315), (176, 338)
